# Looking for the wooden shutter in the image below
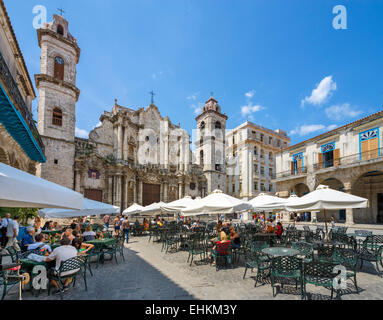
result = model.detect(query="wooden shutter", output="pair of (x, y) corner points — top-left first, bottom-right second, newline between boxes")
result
(318, 153), (323, 169)
(361, 140), (369, 161)
(297, 159), (302, 173)
(334, 149), (340, 166)
(370, 138), (379, 160)
(291, 161), (294, 175)
(54, 58), (64, 81)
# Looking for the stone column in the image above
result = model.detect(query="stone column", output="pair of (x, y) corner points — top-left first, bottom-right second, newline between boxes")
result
(108, 176), (113, 204)
(310, 211), (317, 223)
(160, 183), (163, 202)
(74, 170), (81, 193)
(133, 180), (137, 203)
(138, 179), (143, 205)
(116, 174), (122, 210)
(117, 124), (123, 160)
(123, 126), (128, 161)
(178, 182), (183, 199)
(344, 183), (355, 225)
(124, 176), (129, 209)
(163, 183), (168, 203)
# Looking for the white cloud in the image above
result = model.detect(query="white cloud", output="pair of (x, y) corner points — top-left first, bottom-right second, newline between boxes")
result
(187, 92), (199, 101)
(325, 103), (363, 121)
(245, 90), (255, 99)
(190, 102), (203, 115)
(241, 103), (264, 118)
(93, 121), (102, 129)
(75, 127), (89, 138)
(289, 124), (337, 136)
(301, 76), (337, 107)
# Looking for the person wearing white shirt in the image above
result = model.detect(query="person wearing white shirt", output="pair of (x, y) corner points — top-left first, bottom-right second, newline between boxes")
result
(27, 233), (52, 252)
(45, 237), (79, 293)
(5, 215), (20, 251)
(1, 213), (10, 248)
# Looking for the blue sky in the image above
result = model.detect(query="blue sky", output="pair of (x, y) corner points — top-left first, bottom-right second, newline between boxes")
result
(5, 0), (383, 145)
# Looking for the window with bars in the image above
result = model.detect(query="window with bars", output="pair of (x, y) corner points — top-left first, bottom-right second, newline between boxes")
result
(54, 56), (64, 81)
(52, 108), (63, 126)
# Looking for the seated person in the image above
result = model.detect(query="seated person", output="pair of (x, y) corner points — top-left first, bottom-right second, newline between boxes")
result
(229, 227), (240, 249)
(221, 222), (230, 235)
(60, 228), (75, 243)
(72, 237), (94, 254)
(82, 226), (96, 241)
(45, 237), (79, 293)
(135, 218), (140, 227)
(70, 220), (77, 230)
(27, 233), (52, 253)
(42, 221), (51, 231)
(276, 222), (283, 238)
(211, 232), (231, 264)
(21, 227), (35, 251)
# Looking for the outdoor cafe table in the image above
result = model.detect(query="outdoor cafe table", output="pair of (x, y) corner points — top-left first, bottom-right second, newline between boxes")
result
(41, 230), (60, 236)
(85, 238), (116, 264)
(20, 258), (49, 296)
(262, 247), (300, 257)
(253, 233), (277, 246)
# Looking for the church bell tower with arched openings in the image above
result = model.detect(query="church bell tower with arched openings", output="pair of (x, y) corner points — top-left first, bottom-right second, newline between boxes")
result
(35, 14), (81, 189)
(195, 96), (228, 194)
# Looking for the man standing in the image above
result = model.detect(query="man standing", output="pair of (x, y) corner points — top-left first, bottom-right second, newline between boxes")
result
(103, 214), (110, 231)
(0, 213), (11, 248)
(5, 215), (20, 251)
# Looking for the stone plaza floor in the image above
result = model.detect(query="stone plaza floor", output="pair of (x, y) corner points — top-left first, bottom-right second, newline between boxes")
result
(5, 234), (383, 300)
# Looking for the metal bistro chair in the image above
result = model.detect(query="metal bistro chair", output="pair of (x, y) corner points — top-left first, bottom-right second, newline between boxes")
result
(270, 255), (303, 299)
(332, 248), (359, 294)
(359, 235), (383, 277)
(291, 242), (314, 264)
(102, 238), (119, 264)
(47, 256), (87, 300)
(187, 238), (206, 266)
(303, 261), (339, 300)
(243, 249), (270, 287)
(211, 242), (232, 271)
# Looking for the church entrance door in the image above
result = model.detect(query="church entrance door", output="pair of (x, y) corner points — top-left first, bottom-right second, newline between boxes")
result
(143, 183), (160, 206)
(84, 189), (103, 202)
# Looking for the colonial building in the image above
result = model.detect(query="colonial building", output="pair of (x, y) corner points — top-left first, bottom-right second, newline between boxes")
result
(226, 121), (290, 200)
(35, 15), (206, 211)
(0, 0), (45, 173)
(273, 111), (383, 225)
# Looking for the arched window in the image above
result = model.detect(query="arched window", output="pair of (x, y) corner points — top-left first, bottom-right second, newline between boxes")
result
(57, 24), (64, 36)
(54, 56), (64, 81)
(88, 169), (100, 179)
(200, 121), (205, 130)
(52, 108), (63, 126)
(254, 146), (257, 155)
(269, 152), (273, 160)
(215, 121), (221, 129)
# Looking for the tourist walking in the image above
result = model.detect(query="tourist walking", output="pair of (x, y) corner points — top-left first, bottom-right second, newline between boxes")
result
(5, 215), (20, 251)
(122, 218), (130, 243)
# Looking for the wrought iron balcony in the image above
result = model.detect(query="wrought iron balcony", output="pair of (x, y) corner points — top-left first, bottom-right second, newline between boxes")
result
(0, 51), (45, 156)
(273, 166), (308, 180)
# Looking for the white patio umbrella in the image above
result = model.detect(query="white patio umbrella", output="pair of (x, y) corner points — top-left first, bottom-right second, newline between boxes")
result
(0, 162), (83, 209)
(181, 189), (252, 216)
(38, 198), (119, 219)
(140, 201), (166, 216)
(247, 193), (288, 212)
(122, 203), (144, 216)
(285, 185), (368, 238)
(161, 196), (198, 213)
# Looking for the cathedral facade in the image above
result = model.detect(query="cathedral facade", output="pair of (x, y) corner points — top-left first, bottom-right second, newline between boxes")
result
(35, 15), (210, 211)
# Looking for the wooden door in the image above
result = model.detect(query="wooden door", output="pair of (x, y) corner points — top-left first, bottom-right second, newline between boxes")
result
(84, 189), (102, 202)
(361, 138), (379, 161)
(142, 183), (160, 206)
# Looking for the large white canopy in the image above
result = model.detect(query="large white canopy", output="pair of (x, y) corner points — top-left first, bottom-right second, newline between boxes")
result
(38, 198), (119, 218)
(247, 193), (288, 212)
(122, 203), (144, 216)
(0, 162), (83, 209)
(181, 189), (252, 216)
(140, 201), (167, 216)
(284, 185), (368, 212)
(161, 196), (198, 212)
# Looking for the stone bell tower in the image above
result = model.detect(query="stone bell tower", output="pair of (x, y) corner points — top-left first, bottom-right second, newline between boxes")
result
(195, 96), (228, 194)
(35, 14), (81, 189)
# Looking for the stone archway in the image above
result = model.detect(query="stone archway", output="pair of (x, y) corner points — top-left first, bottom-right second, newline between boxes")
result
(291, 183), (310, 197)
(352, 170), (383, 224)
(320, 177), (344, 191)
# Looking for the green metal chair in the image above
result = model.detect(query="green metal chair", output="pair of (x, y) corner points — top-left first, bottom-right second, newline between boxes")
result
(270, 256), (303, 298)
(47, 256), (87, 300)
(102, 239), (119, 264)
(317, 245), (335, 264)
(292, 242), (314, 263)
(303, 261), (339, 300)
(332, 248), (359, 293)
(243, 249), (270, 287)
(359, 235), (383, 277)
(187, 238), (206, 266)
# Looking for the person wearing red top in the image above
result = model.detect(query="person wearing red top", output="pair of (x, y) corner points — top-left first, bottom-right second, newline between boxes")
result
(276, 222), (283, 238)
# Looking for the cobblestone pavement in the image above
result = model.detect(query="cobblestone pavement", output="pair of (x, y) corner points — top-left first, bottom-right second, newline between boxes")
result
(6, 235), (383, 300)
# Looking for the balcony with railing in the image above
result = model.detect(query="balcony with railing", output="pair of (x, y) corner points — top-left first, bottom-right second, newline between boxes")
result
(273, 166), (308, 180)
(0, 51), (45, 162)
